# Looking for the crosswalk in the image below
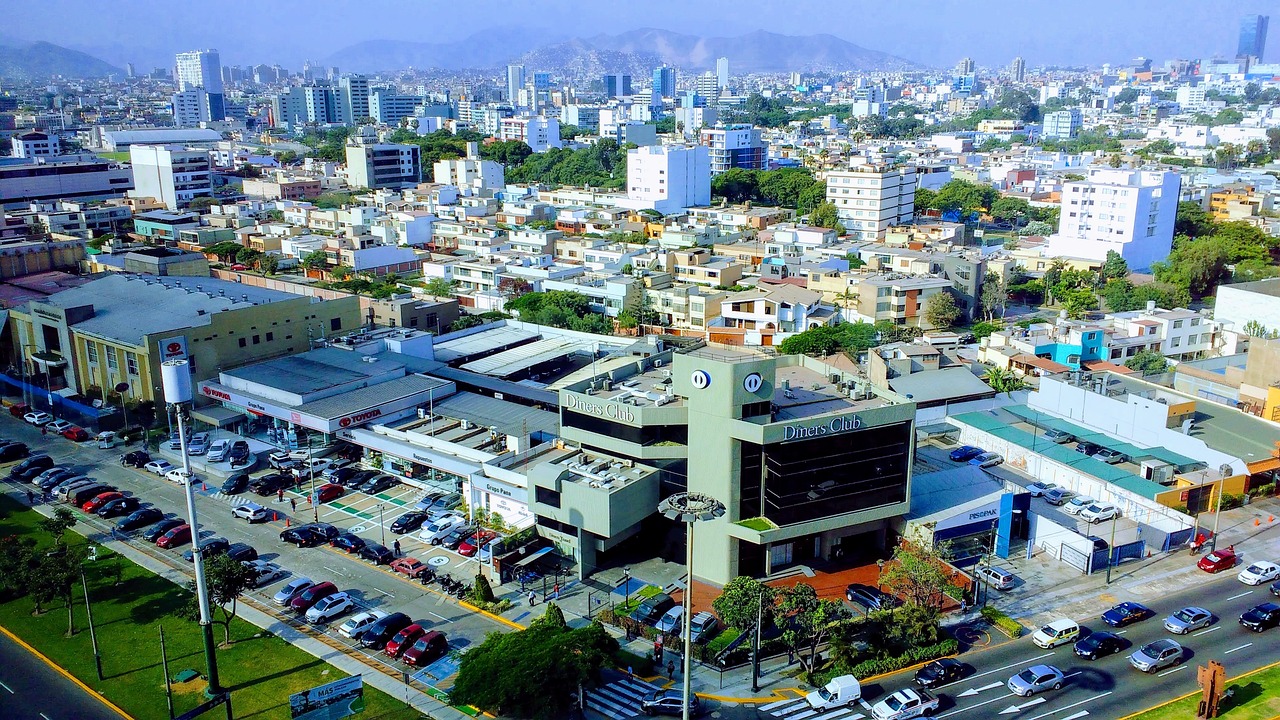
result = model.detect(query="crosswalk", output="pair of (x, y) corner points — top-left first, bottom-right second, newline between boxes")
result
(758, 696), (870, 720)
(585, 676), (662, 719)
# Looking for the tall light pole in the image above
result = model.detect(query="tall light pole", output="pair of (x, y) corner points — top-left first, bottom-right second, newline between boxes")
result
(658, 492), (726, 720)
(161, 360), (223, 699)
(307, 435), (318, 523)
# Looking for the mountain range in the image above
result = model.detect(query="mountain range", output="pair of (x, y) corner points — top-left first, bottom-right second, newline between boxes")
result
(0, 39), (121, 80)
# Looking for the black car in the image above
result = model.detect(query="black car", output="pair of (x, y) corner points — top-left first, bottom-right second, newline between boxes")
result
(359, 543), (394, 565)
(1102, 602), (1154, 628)
(1240, 602), (1280, 632)
(280, 527), (324, 548)
(121, 450), (152, 468)
(226, 543), (259, 563)
(1271, 580), (1280, 597)
(1075, 441), (1102, 456)
(441, 524), (476, 550)
(345, 469), (379, 488)
(360, 612), (412, 649)
(303, 523), (339, 541)
(221, 473), (250, 494)
(331, 533), (366, 553)
(0, 442), (31, 462)
(32, 466), (73, 486)
(914, 658), (968, 688)
(329, 467), (361, 486)
(1074, 631), (1125, 660)
(250, 473), (292, 496)
(390, 511), (429, 534)
(845, 583), (896, 612)
(359, 475), (399, 495)
(117, 507), (165, 532)
(9, 455), (54, 481)
(38, 469), (81, 491)
(96, 496), (141, 518)
(183, 537), (231, 562)
(228, 440), (251, 466)
(142, 518), (185, 542)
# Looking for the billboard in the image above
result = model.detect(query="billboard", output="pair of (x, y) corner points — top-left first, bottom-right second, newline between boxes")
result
(160, 336), (189, 362)
(289, 675), (365, 720)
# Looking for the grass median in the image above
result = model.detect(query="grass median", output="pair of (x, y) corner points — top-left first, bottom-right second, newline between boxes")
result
(1125, 661), (1280, 720)
(0, 495), (424, 720)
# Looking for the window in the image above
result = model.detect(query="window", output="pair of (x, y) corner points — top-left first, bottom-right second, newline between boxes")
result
(106, 350), (118, 371)
(126, 354), (138, 376)
(1170, 337), (1181, 347)
(86, 344), (99, 364)
(534, 486), (561, 508)
(1172, 320), (1183, 329)
(252, 335), (261, 345)
(330, 318), (342, 331)
(238, 338), (247, 348)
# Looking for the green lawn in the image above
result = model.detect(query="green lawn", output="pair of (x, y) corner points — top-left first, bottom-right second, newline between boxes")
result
(0, 496), (424, 720)
(614, 584), (663, 617)
(96, 151), (131, 162)
(1127, 662), (1280, 720)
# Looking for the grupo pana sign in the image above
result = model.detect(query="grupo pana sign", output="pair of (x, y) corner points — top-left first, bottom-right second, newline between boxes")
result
(564, 393), (635, 422)
(781, 415), (863, 441)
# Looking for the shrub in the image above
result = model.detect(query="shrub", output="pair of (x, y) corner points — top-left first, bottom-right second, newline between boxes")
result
(1248, 483), (1276, 498)
(980, 606), (1024, 638)
(471, 574), (496, 604)
(1219, 493), (1246, 511)
(808, 639), (959, 686)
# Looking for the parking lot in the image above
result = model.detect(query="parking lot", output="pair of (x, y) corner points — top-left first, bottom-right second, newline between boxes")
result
(0, 413), (523, 692)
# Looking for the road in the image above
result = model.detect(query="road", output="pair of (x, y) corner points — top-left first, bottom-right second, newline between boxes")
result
(0, 417), (516, 691)
(0, 629), (124, 720)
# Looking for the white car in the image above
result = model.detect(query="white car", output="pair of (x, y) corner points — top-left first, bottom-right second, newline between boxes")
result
(244, 560), (285, 587)
(1062, 496), (1095, 516)
(417, 513), (463, 544)
(24, 411), (53, 426)
(1026, 482), (1057, 497)
(1079, 502), (1118, 523)
(291, 458), (334, 478)
(187, 433), (211, 455)
(338, 610), (388, 639)
(305, 591), (354, 623)
(144, 460), (176, 475)
(231, 502), (270, 523)
(166, 468), (196, 485)
(206, 440), (231, 462)
(1237, 560), (1280, 586)
(320, 460), (353, 479)
(45, 419), (74, 434)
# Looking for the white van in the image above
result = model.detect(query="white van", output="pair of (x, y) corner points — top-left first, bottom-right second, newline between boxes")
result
(806, 675), (862, 710)
(95, 431), (118, 449)
(975, 565), (1016, 591)
(1031, 618), (1080, 649)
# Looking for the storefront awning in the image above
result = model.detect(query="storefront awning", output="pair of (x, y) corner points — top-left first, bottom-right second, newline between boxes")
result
(191, 405), (246, 427)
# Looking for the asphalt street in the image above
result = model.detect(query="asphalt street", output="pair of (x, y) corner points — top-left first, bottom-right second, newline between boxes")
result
(0, 630), (124, 720)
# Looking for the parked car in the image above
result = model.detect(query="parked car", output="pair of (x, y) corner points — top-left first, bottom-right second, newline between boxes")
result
(305, 592), (354, 623)
(8, 402), (31, 418)
(1026, 481), (1058, 497)
(359, 475), (399, 494)
(948, 446), (984, 462)
(56, 479), (99, 502)
(300, 523), (339, 542)
(8, 455), (53, 481)
(96, 496), (141, 518)
(630, 593), (676, 626)
(221, 473), (250, 494)
(418, 514), (463, 544)
(166, 468), (195, 485)
(331, 533), (367, 554)
(156, 524), (193, 549)
(245, 560), (285, 587)
(1103, 602), (1154, 628)
(640, 689), (701, 717)
(116, 507), (165, 532)
(458, 530), (498, 557)
(32, 466), (73, 487)
(292, 458), (334, 478)
(290, 581), (338, 614)
(427, 494), (462, 514)
(206, 439), (231, 462)
(1044, 488), (1074, 506)
(390, 511), (431, 535)
(83, 491), (123, 513)
(1164, 606), (1213, 635)
(312, 483), (344, 503)
(655, 605), (684, 634)
(1094, 448), (1127, 464)
(1062, 496), (1095, 516)
(688, 611), (721, 644)
(360, 543), (395, 565)
(805, 675), (862, 710)
(1198, 548), (1239, 573)
(143, 460), (176, 475)
(187, 433), (211, 455)
(1075, 441), (1102, 456)
(914, 657), (968, 688)
(1238, 560), (1280, 586)
(250, 473), (292, 496)
(45, 419), (73, 435)
(1007, 664), (1065, 697)
(441, 524), (477, 550)
(142, 518), (185, 543)
(327, 467), (362, 486)
(339, 610), (388, 639)
(42, 472), (84, 492)
(280, 527), (325, 548)
(1031, 619), (1080, 649)
(228, 441), (251, 466)
(1043, 429), (1075, 444)
(320, 459), (354, 480)
(61, 426), (90, 442)
(360, 612), (412, 650)
(845, 584), (896, 612)
(344, 469), (379, 488)
(70, 485), (116, 507)
(385, 623), (427, 658)
(402, 630), (448, 667)
(268, 450), (308, 469)
(1239, 602), (1280, 632)
(182, 538), (230, 562)
(121, 450), (151, 468)
(970, 452), (1004, 468)
(1129, 639), (1183, 672)
(273, 578), (314, 606)
(166, 430), (189, 449)
(226, 543), (258, 563)
(0, 442), (30, 462)
(1074, 631), (1125, 660)
(390, 557), (429, 579)
(1079, 502), (1118, 523)
(975, 565), (1016, 591)
(24, 411), (54, 426)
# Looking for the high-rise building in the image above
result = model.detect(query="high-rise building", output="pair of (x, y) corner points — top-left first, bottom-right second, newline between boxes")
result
(171, 90), (206, 127)
(956, 57), (975, 74)
(1042, 109), (1082, 140)
(498, 116), (562, 153)
(532, 72), (552, 90)
(174, 49), (224, 121)
(130, 144), (213, 210)
(626, 145), (711, 214)
(604, 74), (632, 98)
(1010, 56), (1026, 82)
(699, 124), (766, 175)
(652, 66), (676, 101)
(506, 64), (526, 105)
(345, 136), (421, 189)
(369, 89), (426, 125)
(716, 57), (729, 89)
(1238, 15), (1269, 62)
(824, 164), (917, 241)
(694, 72), (720, 99)
(126, 63), (136, 78)
(1047, 168), (1181, 271)
(337, 75), (371, 124)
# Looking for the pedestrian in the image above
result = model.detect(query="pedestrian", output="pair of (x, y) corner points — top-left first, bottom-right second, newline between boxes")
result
(294, 476), (302, 491)
(25, 489), (35, 505)
(277, 488), (284, 502)
(528, 590), (536, 606)
(41, 425), (47, 436)
(552, 582), (560, 600)
(960, 599), (968, 613)
(393, 540), (401, 557)
(667, 660), (675, 679)
(290, 498), (297, 512)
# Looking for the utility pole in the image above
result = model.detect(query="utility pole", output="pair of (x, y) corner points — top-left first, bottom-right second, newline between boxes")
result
(1105, 511), (1120, 584)
(751, 588), (762, 693)
(308, 435), (318, 523)
(81, 569), (103, 681)
(160, 625), (175, 720)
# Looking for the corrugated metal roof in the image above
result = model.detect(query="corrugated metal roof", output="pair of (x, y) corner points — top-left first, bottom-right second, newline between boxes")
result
(432, 326), (539, 364)
(889, 367), (995, 404)
(433, 391), (559, 437)
(460, 337), (584, 377)
(296, 374), (453, 418)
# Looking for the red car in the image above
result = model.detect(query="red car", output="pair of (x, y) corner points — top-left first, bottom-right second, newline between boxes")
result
(457, 530), (498, 557)
(1198, 548), (1239, 573)
(156, 524), (192, 549)
(313, 483), (344, 503)
(83, 491), (123, 513)
(62, 426), (90, 441)
(402, 630), (448, 667)
(8, 402), (30, 418)
(384, 623), (425, 658)
(390, 557), (428, 579)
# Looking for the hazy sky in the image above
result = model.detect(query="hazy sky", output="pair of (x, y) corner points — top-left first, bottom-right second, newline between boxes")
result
(8, 0), (1275, 70)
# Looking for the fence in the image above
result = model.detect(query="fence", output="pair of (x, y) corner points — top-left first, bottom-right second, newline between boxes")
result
(0, 373), (117, 430)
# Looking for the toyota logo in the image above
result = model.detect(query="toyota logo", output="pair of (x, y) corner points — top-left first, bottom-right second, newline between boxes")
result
(167, 342), (182, 353)
(690, 370), (712, 390)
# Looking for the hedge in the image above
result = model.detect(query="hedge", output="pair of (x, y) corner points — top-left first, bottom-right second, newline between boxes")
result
(980, 606), (1025, 638)
(810, 639), (959, 686)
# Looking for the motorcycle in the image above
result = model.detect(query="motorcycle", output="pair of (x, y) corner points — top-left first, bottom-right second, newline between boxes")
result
(418, 568), (436, 585)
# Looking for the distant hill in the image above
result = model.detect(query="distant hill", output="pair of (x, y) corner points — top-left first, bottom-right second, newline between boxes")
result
(326, 27), (565, 72)
(587, 28), (919, 73)
(0, 40), (121, 80)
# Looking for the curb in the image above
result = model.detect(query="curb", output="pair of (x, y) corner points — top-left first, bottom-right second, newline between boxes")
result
(458, 600), (525, 630)
(696, 688), (804, 703)
(1112, 657), (1280, 720)
(0, 624), (136, 720)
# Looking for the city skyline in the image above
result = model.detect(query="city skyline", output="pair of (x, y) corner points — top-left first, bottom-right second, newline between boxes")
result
(5, 0), (1275, 72)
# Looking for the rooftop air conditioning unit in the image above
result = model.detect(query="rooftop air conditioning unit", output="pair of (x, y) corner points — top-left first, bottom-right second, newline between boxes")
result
(653, 358), (664, 367)
(417, 408), (427, 419)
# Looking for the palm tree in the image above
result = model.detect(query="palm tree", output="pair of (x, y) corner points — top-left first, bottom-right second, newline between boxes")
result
(984, 366), (1028, 396)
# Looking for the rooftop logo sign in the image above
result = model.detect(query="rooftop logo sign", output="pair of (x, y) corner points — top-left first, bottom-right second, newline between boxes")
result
(691, 370), (712, 390)
(782, 415), (862, 442)
(564, 394), (635, 422)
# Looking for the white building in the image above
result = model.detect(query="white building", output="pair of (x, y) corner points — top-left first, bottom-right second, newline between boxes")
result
(337, 75), (371, 125)
(624, 145), (711, 215)
(170, 90), (205, 128)
(174, 49), (224, 122)
(11, 131), (57, 159)
(344, 137), (421, 190)
(699, 124), (766, 174)
(129, 144), (212, 210)
(1046, 169), (1180, 271)
(716, 57), (729, 89)
(1042, 109), (1082, 140)
(506, 65), (525, 106)
(498, 116), (562, 153)
(824, 163), (916, 240)
(433, 142), (504, 191)
(1175, 86), (1207, 111)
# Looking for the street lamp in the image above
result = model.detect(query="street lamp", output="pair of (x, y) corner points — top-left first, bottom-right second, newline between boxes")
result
(306, 435), (318, 523)
(621, 566), (632, 607)
(377, 503), (386, 546)
(876, 559), (885, 591)
(658, 492), (726, 720)
(161, 360), (223, 700)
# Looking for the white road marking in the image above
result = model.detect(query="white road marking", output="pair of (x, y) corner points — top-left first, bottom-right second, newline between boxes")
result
(972, 653), (1054, 679)
(938, 691), (1016, 717)
(41, 714), (52, 720)
(0, 681), (12, 693)
(1224, 643), (1253, 654)
(1192, 626), (1221, 637)
(958, 681), (1005, 697)
(372, 587), (395, 599)
(999, 697), (1046, 714)
(428, 612), (451, 623)
(1227, 590), (1254, 600)
(1114, 630), (1127, 635)
(761, 698), (795, 711)
(322, 566), (349, 578)
(1023, 692), (1111, 720)
(1157, 665), (1189, 677)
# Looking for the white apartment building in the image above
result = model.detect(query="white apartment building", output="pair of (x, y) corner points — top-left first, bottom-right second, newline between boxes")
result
(623, 145), (711, 215)
(129, 144), (212, 210)
(171, 90), (206, 128)
(1175, 86), (1207, 111)
(433, 142), (504, 191)
(344, 138), (421, 190)
(337, 75), (371, 125)
(1109, 304), (1220, 361)
(824, 164), (916, 240)
(11, 131), (57, 159)
(699, 124), (766, 175)
(1042, 109), (1082, 140)
(1046, 168), (1180, 271)
(174, 49), (224, 122)
(499, 116), (562, 153)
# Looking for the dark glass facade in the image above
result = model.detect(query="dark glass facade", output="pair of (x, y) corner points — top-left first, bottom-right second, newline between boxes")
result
(561, 410), (688, 446)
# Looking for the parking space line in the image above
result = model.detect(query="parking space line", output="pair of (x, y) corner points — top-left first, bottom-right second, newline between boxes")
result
(428, 612), (451, 623)
(1157, 665), (1188, 677)
(1224, 643), (1252, 654)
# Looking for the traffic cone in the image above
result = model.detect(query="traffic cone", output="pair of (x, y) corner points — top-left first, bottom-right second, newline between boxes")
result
(202, 483), (207, 492)
(1256, 518), (1261, 527)
(285, 518), (290, 527)
(1270, 515), (1275, 523)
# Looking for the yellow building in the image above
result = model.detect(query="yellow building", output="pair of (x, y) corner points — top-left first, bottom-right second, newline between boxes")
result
(1207, 184), (1271, 222)
(10, 273), (361, 407)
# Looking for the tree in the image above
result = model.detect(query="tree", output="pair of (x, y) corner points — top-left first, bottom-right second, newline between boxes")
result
(302, 250), (329, 270)
(1125, 350), (1169, 376)
(187, 196), (219, 213)
(178, 554), (256, 647)
(970, 321), (1003, 341)
(1019, 220), (1054, 237)
(0, 535), (37, 601)
(497, 277), (533, 297)
(235, 247), (262, 264)
(38, 507), (77, 547)
(1061, 288), (1099, 319)
(258, 254), (280, 275)
(422, 277), (456, 297)
(480, 139), (534, 168)
(471, 573), (496, 604)
(776, 322), (879, 356)
(777, 583), (849, 672)
(535, 602), (568, 632)
(1174, 201), (1214, 239)
(206, 241), (245, 263)
(879, 542), (964, 613)
(979, 272), (1006, 321)
(331, 265), (353, 281)
(31, 545), (86, 635)
(914, 187), (937, 214)
(712, 576), (776, 632)
(712, 168), (760, 203)
(1101, 250), (1129, 280)
(984, 366), (1027, 395)
(923, 291), (961, 329)
(808, 201), (845, 236)
(990, 197), (1030, 224)
(930, 179), (998, 217)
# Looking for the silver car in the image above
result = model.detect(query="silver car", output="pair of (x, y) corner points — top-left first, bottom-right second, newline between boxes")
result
(1007, 664), (1064, 697)
(1129, 639), (1182, 672)
(187, 433), (211, 455)
(1164, 607), (1212, 635)
(272, 577), (313, 606)
(206, 439), (231, 462)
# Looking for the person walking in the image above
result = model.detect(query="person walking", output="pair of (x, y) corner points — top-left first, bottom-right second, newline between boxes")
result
(25, 489), (35, 505)
(667, 660), (675, 680)
(290, 498), (297, 512)
(552, 582), (560, 600)
(277, 488), (284, 503)
(393, 539), (401, 557)
(528, 590), (536, 606)
(41, 425), (47, 436)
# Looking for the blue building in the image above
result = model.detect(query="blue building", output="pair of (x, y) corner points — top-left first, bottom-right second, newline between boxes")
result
(652, 66), (675, 100)
(1238, 15), (1269, 61)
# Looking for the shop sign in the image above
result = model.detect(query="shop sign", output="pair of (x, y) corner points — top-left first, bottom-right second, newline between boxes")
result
(781, 415), (862, 441)
(160, 335), (188, 361)
(932, 499), (1003, 533)
(564, 394), (635, 422)
(338, 408), (383, 428)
